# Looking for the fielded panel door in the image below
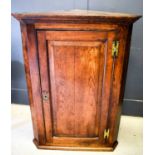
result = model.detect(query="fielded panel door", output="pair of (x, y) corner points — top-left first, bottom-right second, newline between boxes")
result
(37, 30), (119, 146)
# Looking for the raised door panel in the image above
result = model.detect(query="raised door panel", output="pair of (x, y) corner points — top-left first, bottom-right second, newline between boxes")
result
(37, 30), (119, 146)
(48, 41), (105, 138)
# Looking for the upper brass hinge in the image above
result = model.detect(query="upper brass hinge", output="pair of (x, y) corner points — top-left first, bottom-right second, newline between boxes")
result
(104, 128), (110, 140)
(112, 40), (119, 58)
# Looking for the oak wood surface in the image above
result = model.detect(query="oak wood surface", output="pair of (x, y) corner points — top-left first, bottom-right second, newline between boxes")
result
(37, 31), (53, 142)
(20, 24), (46, 145)
(40, 31), (110, 145)
(12, 10), (141, 24)
(12, 10), (140, 151)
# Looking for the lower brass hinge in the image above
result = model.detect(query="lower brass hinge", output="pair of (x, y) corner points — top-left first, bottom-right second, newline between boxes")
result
(104, 128), (110, 139)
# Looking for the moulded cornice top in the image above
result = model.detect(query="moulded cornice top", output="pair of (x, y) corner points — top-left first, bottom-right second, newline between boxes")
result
(12, 9), (141, 24)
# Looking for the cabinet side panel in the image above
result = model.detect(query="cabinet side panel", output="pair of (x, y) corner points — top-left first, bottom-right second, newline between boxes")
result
(108, 26), (130, 144)
(20, 23), (38, 141)
(113, 25), (133, 142)
(25, 24), (46, 144)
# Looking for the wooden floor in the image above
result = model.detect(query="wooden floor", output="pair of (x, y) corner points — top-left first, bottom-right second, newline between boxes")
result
(12, 104), (143, 155)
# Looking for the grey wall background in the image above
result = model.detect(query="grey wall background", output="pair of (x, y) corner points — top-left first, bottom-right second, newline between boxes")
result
(11, 0), (143, 116)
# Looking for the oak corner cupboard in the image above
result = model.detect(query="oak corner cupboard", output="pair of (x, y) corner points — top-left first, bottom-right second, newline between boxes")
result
(12, 10), (141, 151)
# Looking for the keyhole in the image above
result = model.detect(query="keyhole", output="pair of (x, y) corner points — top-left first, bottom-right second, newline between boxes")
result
(43, 91), (49, 101)
(44, 95), (48, 100)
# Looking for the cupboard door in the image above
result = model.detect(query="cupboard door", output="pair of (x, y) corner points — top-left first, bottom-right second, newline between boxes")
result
(37, 30), (119, 146)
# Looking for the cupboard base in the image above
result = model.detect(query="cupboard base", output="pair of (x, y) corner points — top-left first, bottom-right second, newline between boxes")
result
(33, 139), (118, 151)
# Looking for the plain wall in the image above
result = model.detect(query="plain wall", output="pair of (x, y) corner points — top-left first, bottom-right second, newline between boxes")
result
(11, 0), (143, 116)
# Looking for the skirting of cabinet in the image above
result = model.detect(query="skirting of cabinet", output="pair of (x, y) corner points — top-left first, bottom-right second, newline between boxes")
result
(33, 139), (118, 151)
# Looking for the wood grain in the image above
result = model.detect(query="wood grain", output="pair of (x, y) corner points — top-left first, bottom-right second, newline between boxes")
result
(74, 45), (100, 137)
(48, 40), (106, 139)
(49, 43), (75, 136)
(12, 10), (141, 24)
(21, 24), (46, 145)
(20, 23), (39, 141)
(46, 31), (107, 41)
(12, 10), (141, 151)
(37, 31), (53, 142)
(35, 23), (119, 30)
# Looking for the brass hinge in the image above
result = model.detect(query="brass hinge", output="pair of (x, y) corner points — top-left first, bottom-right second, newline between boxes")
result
(112, 41), (119, 58)
(104, 128), (110, 140)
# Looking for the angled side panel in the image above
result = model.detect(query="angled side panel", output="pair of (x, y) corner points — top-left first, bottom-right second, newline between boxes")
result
(20, 24), (46, 145)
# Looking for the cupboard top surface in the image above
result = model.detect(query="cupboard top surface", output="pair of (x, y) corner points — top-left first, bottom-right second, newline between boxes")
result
(12, 9), (141, 24)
